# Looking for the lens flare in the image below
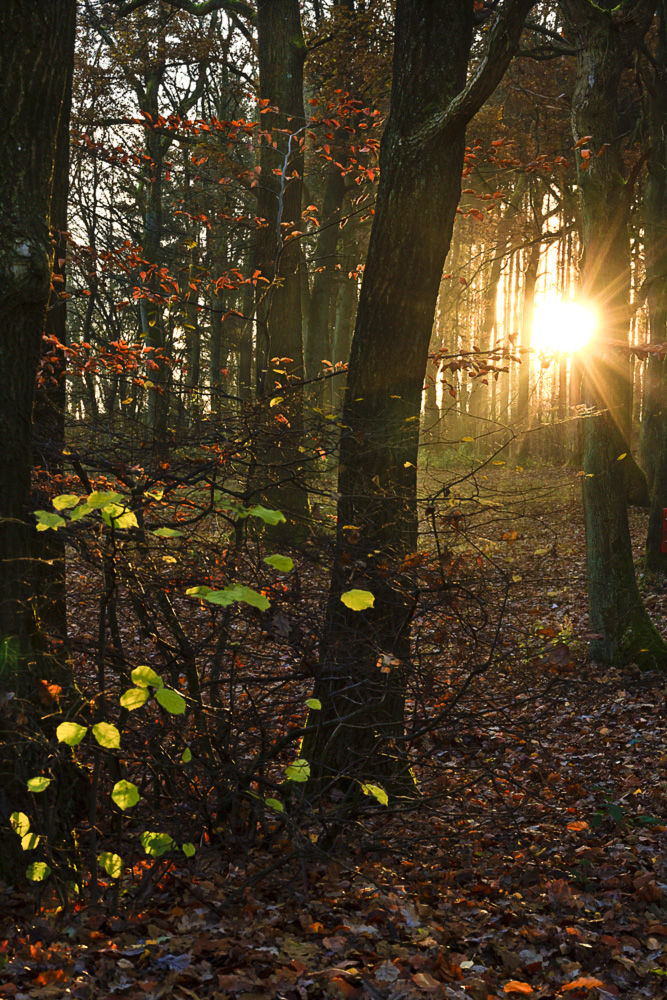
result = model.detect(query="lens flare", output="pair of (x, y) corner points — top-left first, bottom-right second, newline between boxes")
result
(531, 293), (597, 355)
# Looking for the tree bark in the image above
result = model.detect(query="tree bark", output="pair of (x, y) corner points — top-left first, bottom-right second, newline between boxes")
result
(301, 0), (536, 789)
(0, 0), (76, 671)
(562, 0), (666, 666)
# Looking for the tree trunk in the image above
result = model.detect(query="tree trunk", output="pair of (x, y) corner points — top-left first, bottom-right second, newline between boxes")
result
(252, 0), (310, 538)
(562, 0), (665, 666)
(0, 0), (76, 671)
(302, 0), (535, 789)
(644, 0), (667, 570)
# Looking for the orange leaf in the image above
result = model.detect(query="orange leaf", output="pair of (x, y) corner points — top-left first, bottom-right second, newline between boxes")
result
(504, 984), (533, 995)
(561, 978), (604, 992)
(567, 821), (589, 831)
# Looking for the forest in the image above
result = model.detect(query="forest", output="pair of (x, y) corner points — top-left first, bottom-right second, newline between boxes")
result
(2, 0), (667, 996)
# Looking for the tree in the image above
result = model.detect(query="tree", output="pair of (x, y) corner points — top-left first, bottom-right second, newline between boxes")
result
(561, 0), (667, 666)
(302, 0), (536, 789)
(0, 0), (77, 675)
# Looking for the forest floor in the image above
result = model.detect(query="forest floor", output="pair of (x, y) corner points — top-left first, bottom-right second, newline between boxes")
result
(3, 463), (667, 1000)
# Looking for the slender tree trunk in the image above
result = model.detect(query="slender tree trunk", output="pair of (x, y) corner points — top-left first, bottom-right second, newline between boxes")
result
(563, 0), (665, 666)
(302, 0), (535, 788)
(253, 0), (310, 537)
(644, 0), (667, 570)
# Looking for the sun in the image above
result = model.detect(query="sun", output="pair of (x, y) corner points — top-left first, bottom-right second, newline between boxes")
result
(531, 293), (597, 355)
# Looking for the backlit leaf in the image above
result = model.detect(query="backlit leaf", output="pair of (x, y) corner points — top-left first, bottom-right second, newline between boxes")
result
(341, 589), (375, 611)
(266, 798), (284, 813)
(21, 833), (40, 851)
(305, 698), (322, 710)
(561, 979), (604, 992)
(264, 554), (294, 572)
(285, 758), (310, 783)
(26, 862), (50, 882)
(52, 494), (80, 510)
(152, 527), (184, 537)
(10, 812), (30, 837)
(101, 503), (138, 530)
(503, 983), (533, 995)
(98, 852), (123, 878)
(120, 686), (149, 710)
(360, 783), (389, 806)
(131, 665), (164, 689)
(111, 780), (140, 811)
(92, 722), (121, 749)
(141, 831), (175, 857)
(27, 777), (51, 793)
(56, 722), (88, 746)
(155, 686), (186, 715)
(86, 491), (124, 509)
(181, 748), (192, 763)
(182, 842), (196, 857)
(34, 511), (66, 532)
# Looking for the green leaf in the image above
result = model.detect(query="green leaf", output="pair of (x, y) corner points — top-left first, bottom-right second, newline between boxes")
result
(86, 490), (124, 509)
(155, 687), (186, 715)
(56, 722), (88, 746)
(305, 698), (322, 710)
(245, 504), (286, 525)
(360, 782), (389, 807)
(26, 862), (50, 882)
(101, 503), (138, 530)
(111, 780), (140, 811)
(69, 502), (94, 522)
(21, 833), (40, 851)
(98, 852), (123, 878)
(181, 842), (196, 857)
(186, 584), (270, 611)
(264, 554), (294, 572)
(34, 511), (66, 532)
(52, 494), (80, 511)
(181, 748), (192, 763)
(120, 686), (149, 711)
(285, 758), (310, 783)
(10, 812), (30, 837)
(266, 798), (284, 813)
(152, 527), (184, 537)
(141, 831), (175, 857)
(131, 665), (164, 689)
(340, 589), (375, 611)
(92, 722), (121, 749)
(27, 777), (51, 793)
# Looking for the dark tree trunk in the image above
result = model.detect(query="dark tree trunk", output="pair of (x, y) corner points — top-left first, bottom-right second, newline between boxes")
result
(252, 0), (310, 537)
(643, 0), (667, 571)
(562, 0), (666, 666)
(0, 0), (76, 672)
(302, 0), (535, 789)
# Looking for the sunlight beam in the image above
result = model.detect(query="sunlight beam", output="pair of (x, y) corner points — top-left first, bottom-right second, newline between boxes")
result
(531, 293), (597, 356)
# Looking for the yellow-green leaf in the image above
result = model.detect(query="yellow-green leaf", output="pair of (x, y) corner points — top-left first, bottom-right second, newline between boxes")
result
(26, 862), (50, 882)
(52, 494), (80, 511)
(264, 554), (294, 572)
(92, 722), (121, 749)
(56, 721), (88, 746)
(10, 812), (30, 837)
(152, 527), (184, 537)
(34, 511), (66, 532)
(131, 665), (163, 689)
(181, 748), (192, 763)
(305, 698), (322, 710)
(285, 758), (310, 783)
(182, 842), (196, 857)
(21, 833), (40, 851)
(141, 831), (174, 857)
(155, 687), (186, 715)
(341, 589), (375, 611)
(27, 777), (51, 793)
(101, 503), (138, 530)
(360, 782), (389, 806)
(112, 780), (140, 811)
(98, 852), (123, 878)
(120, 686), (149, 710)
(266, 798), (284, 813)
